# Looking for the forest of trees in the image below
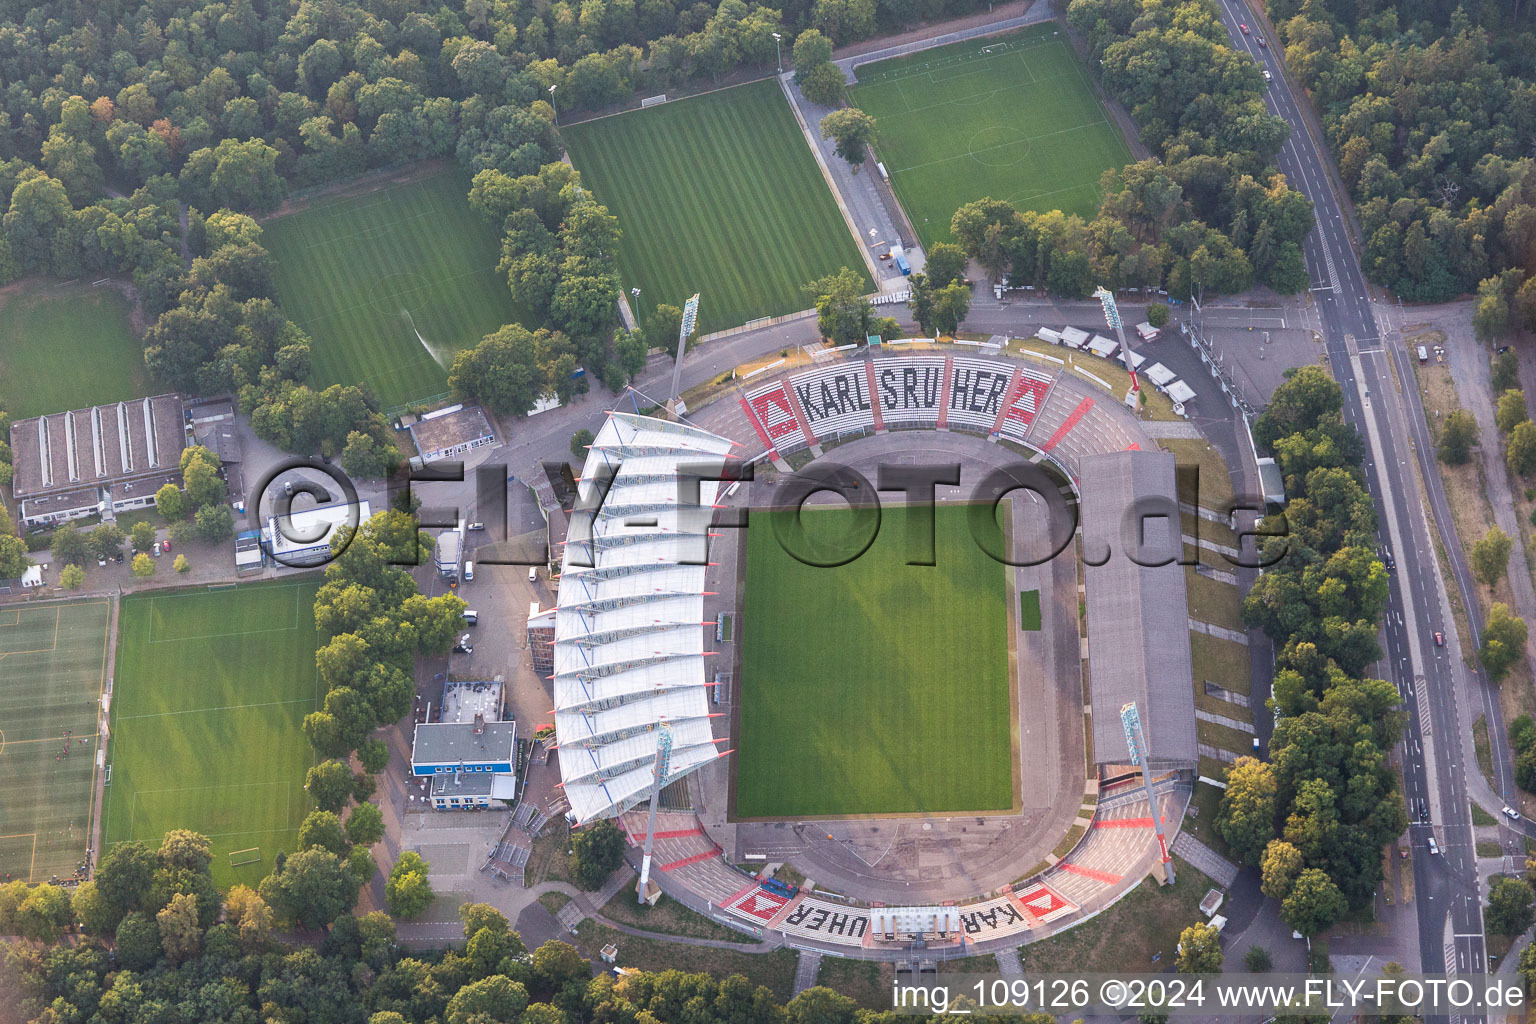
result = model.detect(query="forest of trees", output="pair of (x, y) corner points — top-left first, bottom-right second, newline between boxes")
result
(1261, 1), (1536, 305)
(4, 825), (1065, 1024)
(1215, 367), (1408, 938)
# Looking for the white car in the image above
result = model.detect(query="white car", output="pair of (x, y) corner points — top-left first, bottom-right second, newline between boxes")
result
(1263, 69), (1272, 81)
(1504, 806), (1522, 820)
(1428, 836), (1440, 855)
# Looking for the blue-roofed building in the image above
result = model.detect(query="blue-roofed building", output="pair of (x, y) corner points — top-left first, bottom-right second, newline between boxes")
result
(411, 680), (517, 810)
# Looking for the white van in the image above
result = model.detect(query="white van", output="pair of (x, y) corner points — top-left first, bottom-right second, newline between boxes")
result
(463, 561), (474, 581)
(462, 610), (478, 625)
(528, 566), (538, 583)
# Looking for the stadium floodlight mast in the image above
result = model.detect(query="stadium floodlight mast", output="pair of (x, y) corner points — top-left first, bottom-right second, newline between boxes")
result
(1120, 702), (1175, 884)
(667, 292), (700, 414)
(1092, 285), (1140, 396)
(549, 84), (558, 125)
(772, 32), (783, 74)
(637, 721), (675, 903)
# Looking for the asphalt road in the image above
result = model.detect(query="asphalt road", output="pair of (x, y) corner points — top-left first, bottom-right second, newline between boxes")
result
(1212, 0), (1487, 1002)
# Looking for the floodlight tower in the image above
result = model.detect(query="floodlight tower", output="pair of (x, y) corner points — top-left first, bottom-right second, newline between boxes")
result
(1093, 286), (1140, 395)
(1121, 702), (1174, 884)
(637, 721), (675, 902)
(667, 293), (700, 416)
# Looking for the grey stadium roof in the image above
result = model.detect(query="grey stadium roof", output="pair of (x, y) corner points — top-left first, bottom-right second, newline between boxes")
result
(1079, 449), (1197, 771)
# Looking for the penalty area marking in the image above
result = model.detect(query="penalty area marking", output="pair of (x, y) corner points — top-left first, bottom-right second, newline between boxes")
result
(0, 607), (61, 659)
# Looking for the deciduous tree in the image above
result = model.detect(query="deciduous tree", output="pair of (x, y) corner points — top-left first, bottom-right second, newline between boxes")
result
(1472, 526), (1513, 590)
(385, 851), (433, 918)
(1438, 409), (1478, 465)
(819, 108), (876, 171)
(1176, 921), (1223, 973)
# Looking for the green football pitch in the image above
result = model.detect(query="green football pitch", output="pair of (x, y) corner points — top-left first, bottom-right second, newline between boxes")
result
(0, 601), (109, 882)
(851, 25), (1132, 249)
(102, 581), (321, 889)
(0, 282), (150, 419)
(734, 504), (1015, 818)
(562, 80), (871, 337)
(263, 166), (534, 409)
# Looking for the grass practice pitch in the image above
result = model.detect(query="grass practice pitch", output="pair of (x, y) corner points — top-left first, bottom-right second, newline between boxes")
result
(851, 25), (1132, 249)
(0, 282), (150, 419)
(0, 601), (109, 882)
(264, 165), (532, 409)
(562, 80), (871, 336)
(102, 581), (321, 889)
(735, 504), (1014, 818)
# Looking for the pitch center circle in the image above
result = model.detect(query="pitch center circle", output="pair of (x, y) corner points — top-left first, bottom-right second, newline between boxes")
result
(968, 126), (1030, 166)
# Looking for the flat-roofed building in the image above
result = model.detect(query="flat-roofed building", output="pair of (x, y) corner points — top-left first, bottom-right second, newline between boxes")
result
(412, 680), (518, 810)
(407, 403), (496, 463)
(263, 500), (371, 567)
(10, 395), (188, 528)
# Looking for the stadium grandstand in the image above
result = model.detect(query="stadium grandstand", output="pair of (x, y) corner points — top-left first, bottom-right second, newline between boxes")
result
(552, 412), (738, 824)
(1079, 449), (1197, 771)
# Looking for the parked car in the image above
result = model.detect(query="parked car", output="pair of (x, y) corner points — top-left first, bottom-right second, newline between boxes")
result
(467, 522), (485, 531)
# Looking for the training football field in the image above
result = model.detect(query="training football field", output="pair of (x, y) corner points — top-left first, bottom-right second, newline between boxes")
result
(0, 601), (109, 882)
(735, 505), (1014, 818)
(562, 80), (871, 336)
(851, 25), (1132, 249)
(102, 581), (321, 889)
(0, 283), (150, 419)
(264, 165), (533, 409)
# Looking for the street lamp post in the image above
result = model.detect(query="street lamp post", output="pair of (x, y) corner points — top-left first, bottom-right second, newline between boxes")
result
(549, 84), (558, 125)
(772, 32), (783, 74)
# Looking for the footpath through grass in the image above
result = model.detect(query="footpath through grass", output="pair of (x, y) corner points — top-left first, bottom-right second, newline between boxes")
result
(0, 282), (149, 418)
(103, 580), (321, 889)
(264, 165), (532, 409)
(0, 600), (110, 882)
(563, 80), (870, 336)
(851, 25), (1131, 249)
(736, 504), (1013, 817)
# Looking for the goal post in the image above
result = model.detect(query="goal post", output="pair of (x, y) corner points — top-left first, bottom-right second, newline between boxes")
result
(228, 847), (262, 867)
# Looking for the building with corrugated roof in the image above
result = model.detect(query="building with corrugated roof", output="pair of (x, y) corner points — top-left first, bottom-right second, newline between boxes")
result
(10, 395), (188, 528)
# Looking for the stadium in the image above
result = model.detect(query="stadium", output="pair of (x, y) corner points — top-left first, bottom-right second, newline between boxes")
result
(551, 344), (1202, 952)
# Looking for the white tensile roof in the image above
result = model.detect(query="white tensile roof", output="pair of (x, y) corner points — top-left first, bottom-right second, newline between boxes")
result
(554, 412), (736, 823)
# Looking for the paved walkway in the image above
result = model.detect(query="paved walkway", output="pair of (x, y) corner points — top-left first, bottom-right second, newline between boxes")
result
(995, 948), (1025, 977)
(793, 951), (823, 995)
(1170, 833), (1239, 888)
(779, 73), (920, 287)
(1142, 420), (1205, 438)
(1190, 620), (1248, 644)
(836, 3), (1053, 77)
(1195, 708), (1255, 734)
